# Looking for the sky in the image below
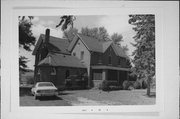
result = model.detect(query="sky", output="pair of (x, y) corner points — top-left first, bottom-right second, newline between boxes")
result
(20, 15), (136, 70)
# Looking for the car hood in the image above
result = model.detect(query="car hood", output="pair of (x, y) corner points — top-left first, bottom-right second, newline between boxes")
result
(36, 87), (57, 90)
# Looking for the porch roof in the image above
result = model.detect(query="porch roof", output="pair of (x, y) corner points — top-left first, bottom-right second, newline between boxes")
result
(91, 65), (130, 71)
(38, 53), (86, 69)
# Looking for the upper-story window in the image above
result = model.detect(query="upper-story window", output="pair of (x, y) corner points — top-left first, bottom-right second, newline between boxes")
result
(81, 51), (84, 60)
(98, 53), (102, 64)
(108, 55), (112, 64)
(118, 57), (121, 65)
(51, 67), (56, 75)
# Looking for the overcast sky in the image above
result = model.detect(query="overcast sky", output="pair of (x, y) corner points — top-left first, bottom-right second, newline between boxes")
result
(20, 15), (136, 70)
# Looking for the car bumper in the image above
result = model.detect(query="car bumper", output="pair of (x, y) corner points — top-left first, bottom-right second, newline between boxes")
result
(36, 92), (58, 97)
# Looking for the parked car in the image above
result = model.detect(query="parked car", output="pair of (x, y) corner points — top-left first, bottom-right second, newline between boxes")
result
(31, 82), (58, 100)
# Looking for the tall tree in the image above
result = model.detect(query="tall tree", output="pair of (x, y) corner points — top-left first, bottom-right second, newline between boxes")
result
(81, 27), (109, 41)
(129, 15), (155, 96)
(63, 27), (78, 42)
(56, 15), (76, 31)
(19, 16), (35, 72)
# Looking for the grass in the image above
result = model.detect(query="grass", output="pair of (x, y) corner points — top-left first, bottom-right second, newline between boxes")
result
(60, 89), (156, 105)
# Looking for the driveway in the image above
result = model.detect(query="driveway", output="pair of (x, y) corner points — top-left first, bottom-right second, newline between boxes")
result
(20, 95), (71, 106)
(20, 89), (155, 106)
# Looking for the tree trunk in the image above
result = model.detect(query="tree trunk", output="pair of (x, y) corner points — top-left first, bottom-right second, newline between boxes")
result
(147, 77), (151, 96)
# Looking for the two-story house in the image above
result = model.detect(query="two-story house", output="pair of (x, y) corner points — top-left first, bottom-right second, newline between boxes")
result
(32, 29), (87, 89)
(68, 33), (130, 88)
(33, 29), (130, 89)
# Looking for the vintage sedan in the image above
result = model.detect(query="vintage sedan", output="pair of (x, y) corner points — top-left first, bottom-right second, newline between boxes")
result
(31, 82), (58, 100)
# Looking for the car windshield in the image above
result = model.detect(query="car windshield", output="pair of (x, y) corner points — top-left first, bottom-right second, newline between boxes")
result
(37, 82), (54, 87)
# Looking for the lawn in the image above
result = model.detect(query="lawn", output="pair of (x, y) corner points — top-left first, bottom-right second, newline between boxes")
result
(60, 89), (156, 106)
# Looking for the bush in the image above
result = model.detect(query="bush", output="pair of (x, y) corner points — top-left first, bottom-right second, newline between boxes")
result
(99, 80), (121, 91)
(142, 80), (147, 89)
(122, 80), (134, 90)
(133, 81), (141, 89)
(100, 80), (109, 91)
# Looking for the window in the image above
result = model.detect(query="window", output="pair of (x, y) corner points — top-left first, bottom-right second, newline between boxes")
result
(65, 70), (70, 78)
(108, 55), (112, 64)
(118, 57), (121, 65)
(81, 51), (84, 60)
(37, 69), (40, 75)
(51, 67), (56, 75)
(98, 54), (102, 64)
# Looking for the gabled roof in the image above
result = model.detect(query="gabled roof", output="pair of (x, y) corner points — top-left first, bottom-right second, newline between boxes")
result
(68, 33), (128, 58)
(32, 34), (70, 55)
(111, 43), (128, 58)
(38, 53), (86, 68)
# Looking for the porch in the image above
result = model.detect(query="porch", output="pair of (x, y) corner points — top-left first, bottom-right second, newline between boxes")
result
(91, 65), (130, 88)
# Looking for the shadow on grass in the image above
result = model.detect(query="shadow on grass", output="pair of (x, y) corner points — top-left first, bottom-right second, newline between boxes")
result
(38, 96), (63, 101)
(143, 92), (156, 98)
(59, 92), (73, 95)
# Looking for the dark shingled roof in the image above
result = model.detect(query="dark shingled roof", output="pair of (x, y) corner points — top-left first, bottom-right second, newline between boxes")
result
(77, 34), (103, 52)
(38, 53), (86, 68)
(32, 34), (70, 55)
(111, 43), (128, 58)
(68, 33), (128, 58)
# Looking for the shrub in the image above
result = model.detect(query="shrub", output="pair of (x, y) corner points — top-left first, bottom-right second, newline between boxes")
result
(101, 80), (109, 91)
(142, 80), (147, 89)
(122, 80), (134, 90)
(133, 81), (141, 89)
(123, 80), (129, 90)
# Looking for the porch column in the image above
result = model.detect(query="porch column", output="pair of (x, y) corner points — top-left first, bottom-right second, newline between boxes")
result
(102, 69), (108, 81)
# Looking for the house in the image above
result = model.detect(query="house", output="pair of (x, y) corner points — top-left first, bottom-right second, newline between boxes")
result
(32, 29), (87, 89)
(68, 33), (130, 88)
(33, 29), (130, 89)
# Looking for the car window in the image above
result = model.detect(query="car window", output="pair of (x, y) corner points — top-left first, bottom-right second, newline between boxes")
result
(38, 83), (54, 87)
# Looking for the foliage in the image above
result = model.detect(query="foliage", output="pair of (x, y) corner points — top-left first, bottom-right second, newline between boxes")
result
(81, 27), (109, 41)
(129, 15), (155, 96)
(56, 15), (76, 31)
(63, 28), (78, 42)
(111, 33), (123, 45)
(122, 80), (134, 90)
(133, 80), (141, 89)
(19, 16), (35, 72)
(99, 80), (122, 91)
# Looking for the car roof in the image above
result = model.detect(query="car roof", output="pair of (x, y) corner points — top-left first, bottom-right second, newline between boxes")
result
(36, 82), (53, 85)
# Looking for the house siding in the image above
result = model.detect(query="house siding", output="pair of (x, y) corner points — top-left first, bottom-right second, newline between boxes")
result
(71, 39), (91, 76)
(38, 66), (86, 89)
(91, 45), (127, 68)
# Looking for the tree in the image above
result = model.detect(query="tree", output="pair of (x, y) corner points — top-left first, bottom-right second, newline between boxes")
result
(111, 33), (123, 45)
(81, 27), (109, 41)
(56, 15), (76, 31)
(19, 16), (35, 72)
(129, 15), (155, 96)
(63, 27), (78, 42)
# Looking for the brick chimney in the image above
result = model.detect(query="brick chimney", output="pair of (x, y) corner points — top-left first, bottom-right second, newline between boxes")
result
(45, 28), (50, 44)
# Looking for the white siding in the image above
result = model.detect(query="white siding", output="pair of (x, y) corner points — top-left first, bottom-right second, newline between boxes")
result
(72, 39), (91, 75)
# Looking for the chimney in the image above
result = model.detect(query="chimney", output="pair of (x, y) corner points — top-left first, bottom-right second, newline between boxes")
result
(45, 29), (50, 44)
